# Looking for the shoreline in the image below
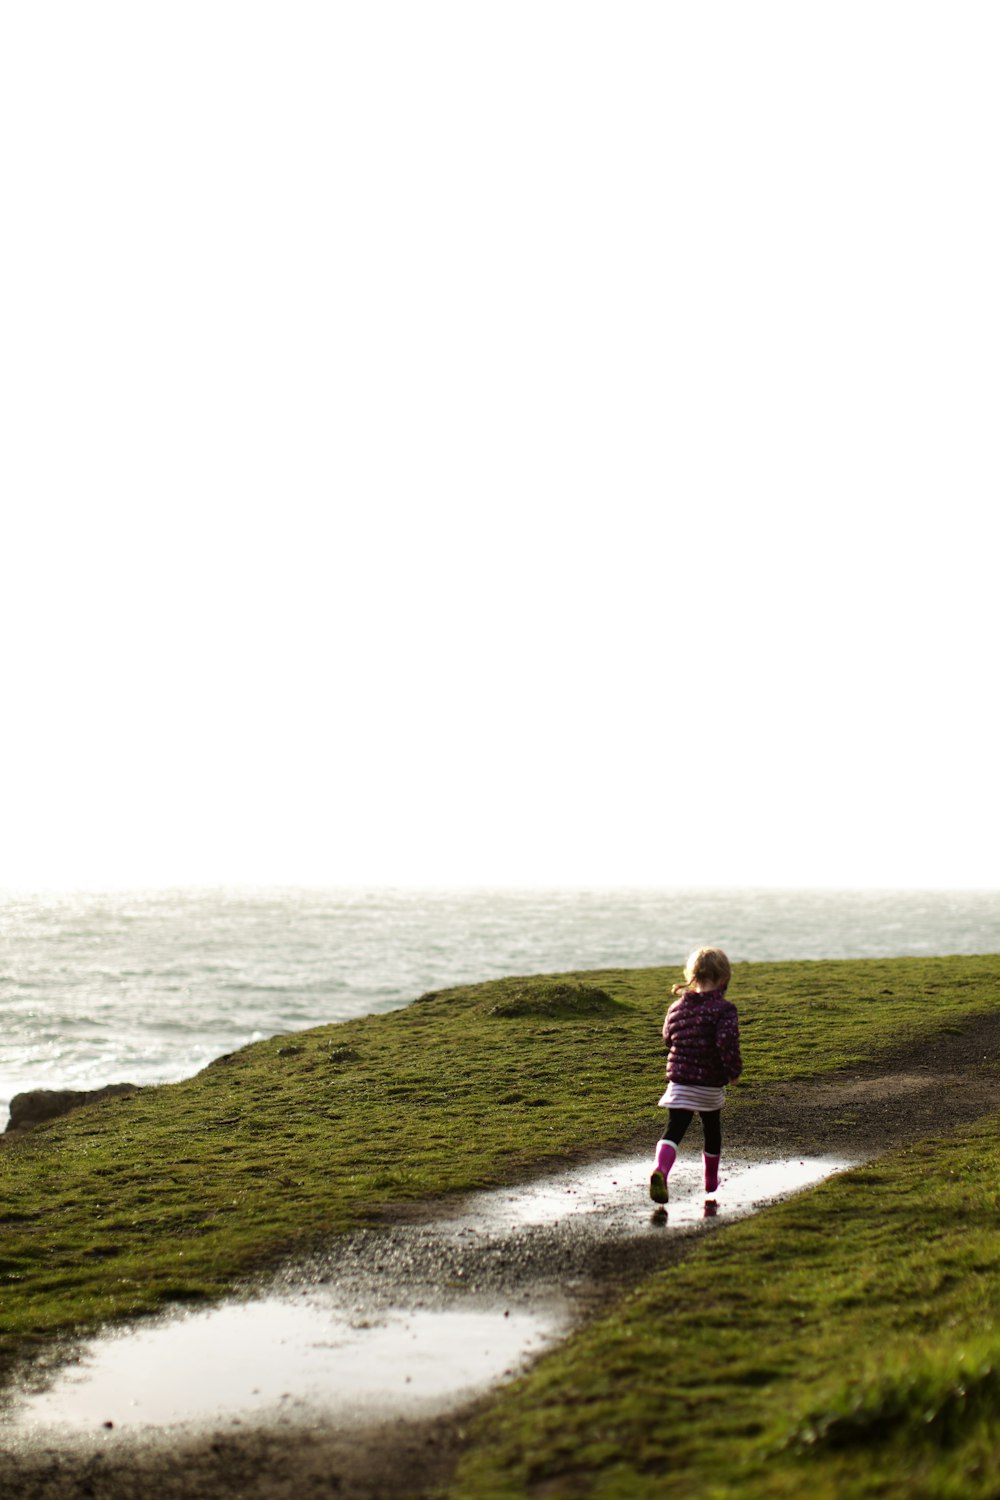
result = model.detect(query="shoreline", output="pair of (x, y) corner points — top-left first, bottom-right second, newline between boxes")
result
(5, 884), (1000, 1128)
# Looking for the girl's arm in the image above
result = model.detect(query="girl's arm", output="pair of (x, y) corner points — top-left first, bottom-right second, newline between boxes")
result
(716, 1007), (743, 1082)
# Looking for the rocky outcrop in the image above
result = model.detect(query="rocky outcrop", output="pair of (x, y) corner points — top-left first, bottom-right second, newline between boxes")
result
(5, 1083), (139, 1132)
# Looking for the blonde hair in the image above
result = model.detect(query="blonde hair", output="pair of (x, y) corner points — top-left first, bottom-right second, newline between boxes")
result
(671, 946), (732, 996)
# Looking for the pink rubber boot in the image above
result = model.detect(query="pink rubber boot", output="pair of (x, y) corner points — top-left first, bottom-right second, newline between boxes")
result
(650, 1140), (677, 1204)
(704, 1153), (720, 1195)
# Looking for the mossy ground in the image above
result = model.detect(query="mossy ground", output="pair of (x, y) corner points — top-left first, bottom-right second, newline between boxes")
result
(1, 953), (999, 1498)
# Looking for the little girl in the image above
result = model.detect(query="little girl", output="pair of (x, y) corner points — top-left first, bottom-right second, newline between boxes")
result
(650, 946), (742, 1203)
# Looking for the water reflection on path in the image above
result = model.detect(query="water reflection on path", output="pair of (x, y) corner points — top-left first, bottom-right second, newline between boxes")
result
(8, 1302), (559, 1436)
(2, 1151), (852, 1445)
(458, 1151), (852, 1233)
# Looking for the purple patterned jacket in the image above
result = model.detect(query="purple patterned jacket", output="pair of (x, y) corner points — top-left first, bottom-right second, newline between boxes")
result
(662, 988), (743, 1087)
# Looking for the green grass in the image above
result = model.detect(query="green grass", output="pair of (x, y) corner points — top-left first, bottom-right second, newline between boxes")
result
(0, 952), (998, 1406)
(449, 1120), (1000, 1499)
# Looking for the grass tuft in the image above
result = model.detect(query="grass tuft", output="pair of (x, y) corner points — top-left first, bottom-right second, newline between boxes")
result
(785, 1345), (1000, 1454)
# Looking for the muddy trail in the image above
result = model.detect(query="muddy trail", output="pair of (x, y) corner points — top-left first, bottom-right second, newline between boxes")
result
(3, 1017), (1000, 1500)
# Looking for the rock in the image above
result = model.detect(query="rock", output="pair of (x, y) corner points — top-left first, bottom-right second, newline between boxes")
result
(5, 1083), (139, 1132)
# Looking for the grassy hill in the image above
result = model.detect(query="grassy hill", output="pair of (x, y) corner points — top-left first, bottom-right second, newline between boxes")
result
(2, 953), (999, 1495)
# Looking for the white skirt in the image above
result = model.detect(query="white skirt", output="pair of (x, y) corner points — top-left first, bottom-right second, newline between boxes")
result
(658, 1081), (726, 1111)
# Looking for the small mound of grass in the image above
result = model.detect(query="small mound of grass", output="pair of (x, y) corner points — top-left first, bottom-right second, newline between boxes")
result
(485, 981), (622, 1019)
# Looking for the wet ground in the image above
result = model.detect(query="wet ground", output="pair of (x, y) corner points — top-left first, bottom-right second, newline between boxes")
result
(1, 1151), (849, 1478)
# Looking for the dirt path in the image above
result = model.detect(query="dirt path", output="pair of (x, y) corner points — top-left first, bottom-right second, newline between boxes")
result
(4, 1016), (1000, 1500)
(728, 1012), (1000, 1159)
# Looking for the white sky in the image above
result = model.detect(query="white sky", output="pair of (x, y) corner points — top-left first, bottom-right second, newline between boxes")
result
(2, 3), (998, 892)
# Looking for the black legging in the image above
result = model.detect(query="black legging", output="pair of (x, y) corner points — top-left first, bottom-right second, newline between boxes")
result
(660, 1107), (721, 1156)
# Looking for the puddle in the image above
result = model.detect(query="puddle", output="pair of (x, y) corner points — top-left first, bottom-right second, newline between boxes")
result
(452, 1151), (853, 1232)
(5, 1301), (562, 1441)
(1, 1151), (852, 1448)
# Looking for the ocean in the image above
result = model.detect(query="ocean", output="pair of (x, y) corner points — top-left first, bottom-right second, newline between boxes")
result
(2, 886), (998, 1128)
